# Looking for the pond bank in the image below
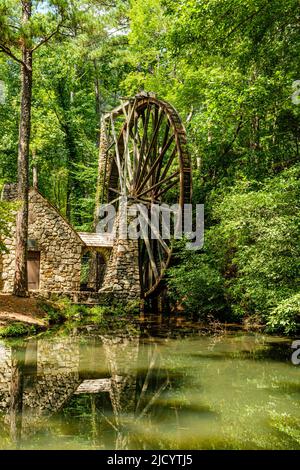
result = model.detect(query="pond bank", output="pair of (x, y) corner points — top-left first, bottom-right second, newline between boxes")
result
(0, 293), (289, 339)
(0, 293), (141, 337)
(0, 294), (47, 337)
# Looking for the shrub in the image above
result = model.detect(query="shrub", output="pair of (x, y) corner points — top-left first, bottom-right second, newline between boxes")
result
(167, 165), (300, 332)
(0, 322), (38, 337)
(267, 294), (300, 334)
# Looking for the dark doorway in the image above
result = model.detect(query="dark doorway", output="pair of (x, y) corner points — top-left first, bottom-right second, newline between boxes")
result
(27, 251), (40, 291)
(81, 251), (107, 291)
(95, 253), (106, 290)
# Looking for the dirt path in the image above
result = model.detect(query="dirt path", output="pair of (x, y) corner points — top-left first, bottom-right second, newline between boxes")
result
(0, 294), (46, 326)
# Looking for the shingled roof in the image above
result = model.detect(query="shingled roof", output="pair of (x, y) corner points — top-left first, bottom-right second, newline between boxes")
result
(77, 232), (114, 248)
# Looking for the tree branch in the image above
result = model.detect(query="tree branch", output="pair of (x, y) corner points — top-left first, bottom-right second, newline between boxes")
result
(107, 25), (128, 37)
(220, 115), (244, 158)
(226, 1), (271, 39)
(31, 23), (62, 53)
(0, 43), (30, 69)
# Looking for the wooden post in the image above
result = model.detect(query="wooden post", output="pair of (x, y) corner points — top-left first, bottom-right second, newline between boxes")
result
(32, 165), (38, 189)
(32, 149), (38, 189)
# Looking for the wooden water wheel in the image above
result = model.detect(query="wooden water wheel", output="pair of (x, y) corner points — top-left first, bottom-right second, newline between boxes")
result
(102, 93), (192, 298)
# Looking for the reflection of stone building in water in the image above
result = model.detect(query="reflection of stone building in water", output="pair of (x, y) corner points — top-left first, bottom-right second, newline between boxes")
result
(0, 332), (141, 446)
(0, 338), (81, 417)
(0, 345), (12, 412)
(100, 335), (140, 450)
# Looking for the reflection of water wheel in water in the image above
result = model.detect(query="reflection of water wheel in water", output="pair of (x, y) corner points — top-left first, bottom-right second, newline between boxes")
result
(100, 332), (171, 450)
(101, 93), (192, 298)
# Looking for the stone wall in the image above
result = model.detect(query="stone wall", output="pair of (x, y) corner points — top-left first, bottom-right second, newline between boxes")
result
(99, 210), (141, 301)
(0, 188), (84, 293)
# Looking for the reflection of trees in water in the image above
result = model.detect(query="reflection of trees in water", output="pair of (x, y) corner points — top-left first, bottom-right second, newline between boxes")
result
(9, 345), (26, 447)
(0, 331), (188, 450)
(1, 341), (37, 447)
(1, 330), (299, 450)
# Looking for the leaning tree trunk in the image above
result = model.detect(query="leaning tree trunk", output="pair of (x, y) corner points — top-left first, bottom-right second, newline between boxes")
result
(13, 0), (32, 297)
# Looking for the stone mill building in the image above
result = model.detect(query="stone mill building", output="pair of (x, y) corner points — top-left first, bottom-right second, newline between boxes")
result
(0, 184), (113, 295)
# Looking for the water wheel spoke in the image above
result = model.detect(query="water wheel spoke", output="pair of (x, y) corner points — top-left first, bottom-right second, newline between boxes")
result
(130, 130), (141, 177)
(143, 236), (159, 280)
(137, 170), (180, 198)
(131, 111), (140, 176)
(134, 102), (151, 185)
(159, 147), (177, 183)
(156, 233), (171, 255)
(108, 187), (122, 196)
(122, 101), (137, 186)
(155, 177), (179, 199)
(106, 140), (116, 152)
(155, 134), (176, 185)
(137, 138), (176, 193)
(122, 128), (133, 185)
(160, 133), (175, 161)
(155, 120), (171, 182)
(161, 119), (170, 150)
(135, 197), (179, 210)
(157, 242), (166, 270)
(136, 109), (164, 190)
(139, 208), (171, 255)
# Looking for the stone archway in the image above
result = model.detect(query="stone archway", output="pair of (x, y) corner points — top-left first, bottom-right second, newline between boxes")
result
(81, 247), (111, 292)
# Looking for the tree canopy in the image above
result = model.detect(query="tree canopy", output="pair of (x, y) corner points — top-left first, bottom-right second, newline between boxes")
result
(0, 0), (299, 330)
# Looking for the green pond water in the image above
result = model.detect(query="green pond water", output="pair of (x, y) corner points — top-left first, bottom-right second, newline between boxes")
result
(0, 318), (299, 450)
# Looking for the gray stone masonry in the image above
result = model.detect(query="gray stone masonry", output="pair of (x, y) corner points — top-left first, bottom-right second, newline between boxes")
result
(0, 188), (84, 293)
(99, 210), (141, 301)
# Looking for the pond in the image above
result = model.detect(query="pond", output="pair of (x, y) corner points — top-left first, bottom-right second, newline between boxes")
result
(0, 317), (299, 450)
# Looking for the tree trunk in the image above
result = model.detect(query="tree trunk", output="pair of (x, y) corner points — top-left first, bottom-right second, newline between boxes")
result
(250, 115), (260, 150)
(13, 0), (32, 297)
